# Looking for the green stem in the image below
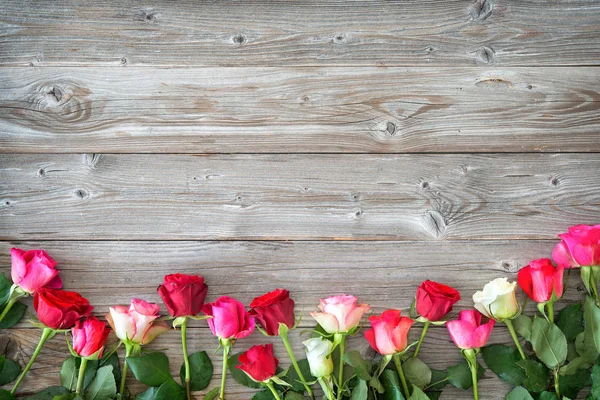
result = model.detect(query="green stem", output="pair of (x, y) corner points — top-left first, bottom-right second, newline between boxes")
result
(546, 302), (554, 324)
(470, 360), (479, 400)
(11, 327), (54, 394)
(393, 354), (410, 399)
(318, 377), (335, 400)
(462, 349), (479, 400)
(413, 320), (430, 358)
(181, 318), (191, 400)
(336, 335), (346, 400)
(0, 297), (18, 322)
(281, 330), (314, 400)
(219, 341), (231, 400)
(554, 369), (561, 398)
(266, 381), (282, 400)
(504, 319), (526, 359)
(119, 342), (134, 397)
(76, 358), (88, 395)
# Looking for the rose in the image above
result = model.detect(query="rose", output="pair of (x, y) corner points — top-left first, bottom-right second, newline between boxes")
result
(364, 309), (413, 356)
(34, 288), (93, 330)
(518, 258), (564, 303)
(236, 344), (279, 382)
(11, 248), (62, 294)
(303, 337), (334, 378)
(310, 295), (370, 334)
(472, 278), (519, 321)
(552, 224), (600, 268)
(71, 316), (111, 359)
(446, 309), (495, 350)
(106, 298), (169, 345)
(249, 288), (295, 336)
(202, 296), (255, 340)
(415, 280), (461, 321)
(158, 273), (208, 317)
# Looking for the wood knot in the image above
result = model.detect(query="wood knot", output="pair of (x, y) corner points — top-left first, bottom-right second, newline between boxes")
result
(333, 33), (348, 44)
(501, 261), (518, 272)
(420, 181), (430, 190)
(549, 176), (560, 187)
(83, 153), (103, 169)
(47, 86), (63, 102)
(232, 34), (247, 45)
(475, 78), (512, 90)
(476, 46), (495, 64)
(73, 189), (90, 200)
(386, 121), (396, 136)
(354, 209), (363, 218)
(136, 9), (158, 23)
(422, 210), (447, 239)
(469, 0), (495, 21)
(120, 57), (127, 65)
(37, 168), (46, 177)
(425, 46), (435, 53)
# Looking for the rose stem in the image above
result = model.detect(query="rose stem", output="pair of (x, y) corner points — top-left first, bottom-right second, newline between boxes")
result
(280, 329), (314, 400)
(554, 369), (561, 397)
(470, 360), (479, 400)
(413, 320), (431, 358)
(318, 377), (335, 400)
(266, 381), (282, 400)
(219, 341), (231, 400)
(119, 342), (134, 397)
(181, 318), (192, 400)
(11, 327), (54, 394)
(76, 358), (88, 395)
(0, 297), (18, 322)
(504, 319), (526, 359)
(392, 354), (410, 399)
(546, 302), (554, 324)
(336, 335), (346, 400)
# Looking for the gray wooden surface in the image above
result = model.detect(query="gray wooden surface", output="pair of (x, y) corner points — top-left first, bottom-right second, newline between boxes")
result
(1, 0), (599, 398)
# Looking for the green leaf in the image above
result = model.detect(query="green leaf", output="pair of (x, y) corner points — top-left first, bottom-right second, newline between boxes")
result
(557, 303), (584, 341)
(409, 385), (430, 400)
(154, 379), (185, 400)
(252, 389), (282, 400)
(203, 387), (219, 400)
(424, 369), (447, 392)
(228, 352), (262, 389)
(403, 358), (431, 389)
(126, 352), (173, 387)
(591, 364), (600, 399)
(85, 365), (117, 400)
(285, 392), (306, 400)
(343, 351), (372, 381)
(135, 387), (160, 400)
(52, 394), (78, 400)
(583, 296), (600, 358)
(60, 356), (98, 391)
(481, 344), (526, 386)
(0, 302), (27, 329)
(350, 379), (368, 400)
(447, 360), (484, 390)
(0, 274), (12, 305)
(380, 369), (405, 400)
(515, 359), (549, 393)
(531, 316), (567, 369)
(536, 392), (558, 400)
(24, 386), (69, 400)
(559, 357), (589, 376)
(505, 386), (534, 400)
(0, 389), (15, 400)
(513, 315), (533, 342)
(0, 356), (20, 385)
(284, 358), (316, 392)
(180, 351), (212, 391)
(558, 368), (591, 399)
(99, 352), (121, 389)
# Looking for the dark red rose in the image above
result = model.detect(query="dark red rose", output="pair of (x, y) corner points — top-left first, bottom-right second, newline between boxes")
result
(236, 344), (278, 382)
(415, 280), (461, 321)
(249, 288), (295, 336)
(34, 288), (93, 329)
(158, 273), (208, 317)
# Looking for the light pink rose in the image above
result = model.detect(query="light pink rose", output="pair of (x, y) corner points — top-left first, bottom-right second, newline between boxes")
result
(446, 310), (495, 350)
(11, 248), (62, 294)
(106, 298), (169, 345)
(310, 295), (370, 334)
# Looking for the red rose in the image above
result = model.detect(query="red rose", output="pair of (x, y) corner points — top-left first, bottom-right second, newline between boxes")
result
(236, 344), (278, 382)
(202, 296), (255, 340)
(364, 309), (414, 355)
(34, 288), (93, 329)
(249, 288), (295, 336)
(518, 258), (564, 303)
(415, 280), (461, 321)
(553, 224), (600, 268)
(72, 316), (111, 359)
(158, 273), (208, 317)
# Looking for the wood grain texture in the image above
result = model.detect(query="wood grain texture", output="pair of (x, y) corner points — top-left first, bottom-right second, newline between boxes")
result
(0, 0), (599, 67)
(1, 154), (598, 240)
(1, 67), (599, 153)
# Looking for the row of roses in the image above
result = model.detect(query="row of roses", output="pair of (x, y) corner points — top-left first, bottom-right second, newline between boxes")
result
(0, 224), (599, 400)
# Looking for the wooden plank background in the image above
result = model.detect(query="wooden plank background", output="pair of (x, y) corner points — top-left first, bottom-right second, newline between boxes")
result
(0, 0), (599, 398)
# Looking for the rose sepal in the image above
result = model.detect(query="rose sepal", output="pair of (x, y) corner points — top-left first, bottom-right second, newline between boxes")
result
(414, 316), (447, 325)
(255, 324), (271, 337)
(172, 316), (187, 329)
(67, 338), (104, 360)
(188, 314), (212, 321)
(28, 319), (68, 334)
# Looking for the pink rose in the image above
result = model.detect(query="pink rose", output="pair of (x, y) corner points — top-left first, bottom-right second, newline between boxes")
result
(553, 224), (600, 268)
(202, 296), (255, 340)
(310, 295), (370, 334)
(72, 316), (111, 359)
(518, 258), (564, 303)
(446, 310), (495, 350)
(106, 298), (169, 345)
(11, 248), (62, 294)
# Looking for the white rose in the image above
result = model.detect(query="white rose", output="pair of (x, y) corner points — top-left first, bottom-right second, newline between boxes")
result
(472, 278), (519, 320)
(303, 337), (334, 378)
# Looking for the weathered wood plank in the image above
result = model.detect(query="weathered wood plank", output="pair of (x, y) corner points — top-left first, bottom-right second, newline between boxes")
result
(0, 0), (599, 67)
(1, 154), (598, 240)
(1, 67), (599, 153)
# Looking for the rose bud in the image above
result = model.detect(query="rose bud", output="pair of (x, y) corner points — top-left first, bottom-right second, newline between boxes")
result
(202, 296), (255, 341)
(106, 298), (169, 345)
(552, 224), (600, 269)
(446, 310), (495, 350)
(310, 295), (370, 334)
(364, 309), (413, 356)
(11, 248), (62, 294)
(236, 344), (279, 382)
(518, 258), (564, 303)
(34, 288), (93, 330)
(158, 273), (208, 317)
(249, 288), (295, 336)
(472, 278), (519, 321)
(303, 337), (334, 378)
(415, 280), (461, 321)
(71, 316), (111, 359)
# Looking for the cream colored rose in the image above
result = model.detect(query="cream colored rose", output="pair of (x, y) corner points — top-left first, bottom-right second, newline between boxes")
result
(303, 337), (334, 378)
(472, 278), (519, 321)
